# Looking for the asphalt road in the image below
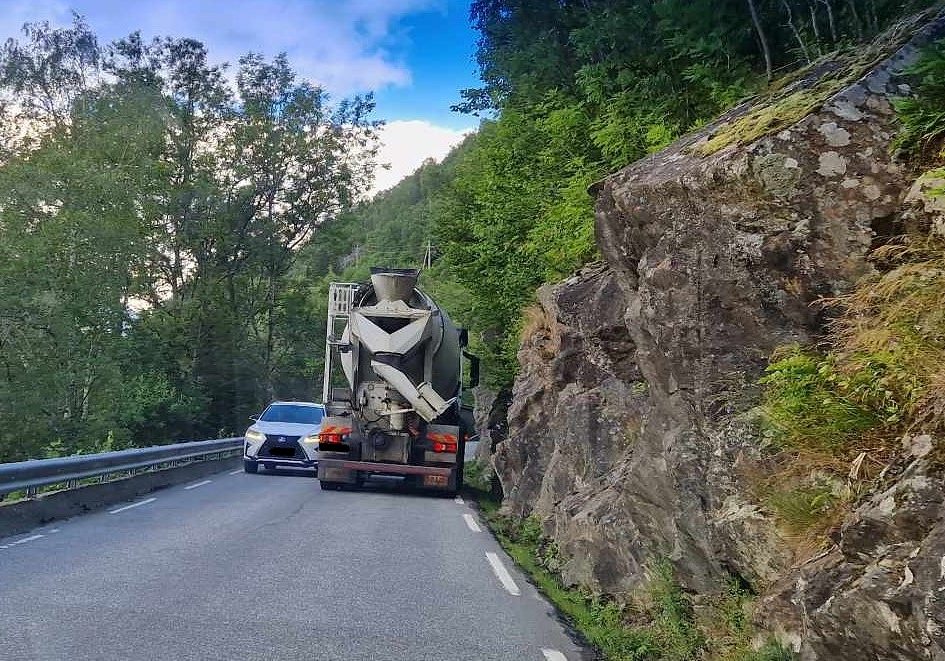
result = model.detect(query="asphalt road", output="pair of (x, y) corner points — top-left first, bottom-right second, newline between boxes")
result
(0, 466), (588, 661)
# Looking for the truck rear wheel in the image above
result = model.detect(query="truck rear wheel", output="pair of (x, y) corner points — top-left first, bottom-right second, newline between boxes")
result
(319, 481), (340, 490)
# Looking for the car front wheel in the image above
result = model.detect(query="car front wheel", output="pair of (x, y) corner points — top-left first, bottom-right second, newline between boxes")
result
(243, 459), (259, 474)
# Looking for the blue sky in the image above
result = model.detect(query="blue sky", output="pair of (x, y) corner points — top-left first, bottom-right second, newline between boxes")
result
(373, 1), (479, 130)
(0, 0), (482, 192)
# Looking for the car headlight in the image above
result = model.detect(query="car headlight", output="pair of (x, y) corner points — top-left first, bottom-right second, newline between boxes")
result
(245, 429), (266, 442)
(301, 434), (319, 445)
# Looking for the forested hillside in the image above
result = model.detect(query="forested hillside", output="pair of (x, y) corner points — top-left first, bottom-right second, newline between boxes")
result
(0, 1), (937, 463)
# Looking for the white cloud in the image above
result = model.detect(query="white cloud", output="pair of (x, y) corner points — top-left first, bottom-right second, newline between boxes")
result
(371, 120), (473, 196)
(0, 0), (443, 96)
(0, 2), (476, 195)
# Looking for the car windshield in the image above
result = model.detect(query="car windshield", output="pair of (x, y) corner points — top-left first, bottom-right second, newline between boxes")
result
(258, 405), (323, 425)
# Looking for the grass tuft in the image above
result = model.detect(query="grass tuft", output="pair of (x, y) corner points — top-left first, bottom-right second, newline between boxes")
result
(894, 37), (945, 163)
(761, 481), (842, 538)
(830, 235), (945, 432)
(520, 302), (561, 359)
(758, 347), (883, 453)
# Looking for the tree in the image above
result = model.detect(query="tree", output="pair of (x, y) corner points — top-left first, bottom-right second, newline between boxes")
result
(0, 19), (380, 459)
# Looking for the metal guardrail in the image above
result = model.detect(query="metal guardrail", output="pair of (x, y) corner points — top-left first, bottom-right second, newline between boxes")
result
(0, 438), (244, 498)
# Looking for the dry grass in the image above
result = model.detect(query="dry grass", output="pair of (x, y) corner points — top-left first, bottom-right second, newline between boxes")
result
(829, 235), (945, 432)
(520, 302), (561, 359)
(749, 447), (892, 553)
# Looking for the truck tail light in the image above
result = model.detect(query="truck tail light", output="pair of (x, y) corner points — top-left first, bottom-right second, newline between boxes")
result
(428, 432), (458, 454)
(318, 426), (351, 451)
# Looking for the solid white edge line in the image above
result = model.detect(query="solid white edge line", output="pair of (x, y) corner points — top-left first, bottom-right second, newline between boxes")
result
(109, 497), (157, 514)
(229, 469), (243, 475)
(184, 479), (212, 490)
(486, 551), (521, 596)
(463, 513), (482, 533)
(454, 495), (465, 505)
(542, 649), (568, 661)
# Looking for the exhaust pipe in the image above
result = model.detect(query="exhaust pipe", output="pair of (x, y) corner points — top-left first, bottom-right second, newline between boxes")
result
(370, 267), (419, 303)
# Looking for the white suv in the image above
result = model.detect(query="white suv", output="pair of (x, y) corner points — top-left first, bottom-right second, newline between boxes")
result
(243, 401), (325, 474)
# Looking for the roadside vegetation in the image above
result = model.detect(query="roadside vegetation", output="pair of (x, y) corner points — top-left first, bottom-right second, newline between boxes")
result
(471, 490), (792, 661)
(757, 39), (945, 543)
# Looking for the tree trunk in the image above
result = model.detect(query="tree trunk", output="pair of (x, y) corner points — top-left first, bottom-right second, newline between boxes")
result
(845, 0), (864, 41)
(820, 0), (837, 44)
(809, 1), (823, 55)
(746, 0), (774, 80)
(264, 193), (278, 401)
(867, 0), (879, 34)
(782, 0), (813, 63)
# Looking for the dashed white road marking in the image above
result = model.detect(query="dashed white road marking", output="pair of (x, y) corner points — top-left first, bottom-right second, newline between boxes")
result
(542, 649), (568, 661)
(48, 528), (60, 534)
(229, 469), (243, 475)
(463, 513), (482, 533)
(454, 495), (465, 505)
(109, 497), (157, 514)
(486, 551), (521, 596)
(0, 533), (45, 549)
(184, 479), (212, 490)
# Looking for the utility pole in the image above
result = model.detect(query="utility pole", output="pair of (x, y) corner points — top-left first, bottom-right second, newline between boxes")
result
(423, 240), (432, 270)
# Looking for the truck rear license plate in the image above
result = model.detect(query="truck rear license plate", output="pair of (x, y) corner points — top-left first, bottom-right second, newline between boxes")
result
(423, 475), (448, 487)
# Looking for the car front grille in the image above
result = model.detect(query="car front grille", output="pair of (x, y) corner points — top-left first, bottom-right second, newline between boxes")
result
(259, 435), (302, 459)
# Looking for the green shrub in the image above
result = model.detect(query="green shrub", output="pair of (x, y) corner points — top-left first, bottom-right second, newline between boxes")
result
(645, 560), (704, 659)
(894, 37), (945, 161)
(758, 347), (882, 453)
(762, 482), (840, 536)
(463, 459), (495, 495)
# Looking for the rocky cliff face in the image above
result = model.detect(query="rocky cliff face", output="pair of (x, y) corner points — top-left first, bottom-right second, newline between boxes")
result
(492, 9), (945, 659)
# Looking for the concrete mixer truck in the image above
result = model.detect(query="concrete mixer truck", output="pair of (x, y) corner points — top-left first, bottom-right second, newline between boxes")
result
(315, 268), (479, 494)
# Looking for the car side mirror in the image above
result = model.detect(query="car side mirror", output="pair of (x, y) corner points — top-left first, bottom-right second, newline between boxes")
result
(249, 415), (258, 421)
